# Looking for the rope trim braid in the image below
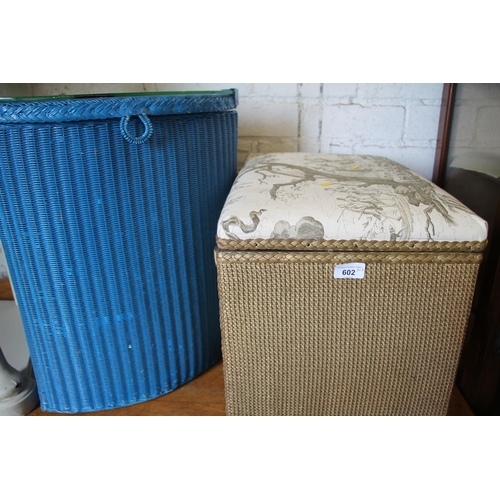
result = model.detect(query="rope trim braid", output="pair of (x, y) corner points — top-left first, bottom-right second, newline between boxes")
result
(216, 237), (487, 253)
(215, 250), (484, 265)
(0, 94), (237, 124)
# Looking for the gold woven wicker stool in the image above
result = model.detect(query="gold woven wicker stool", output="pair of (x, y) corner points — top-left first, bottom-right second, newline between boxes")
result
(215, 154), (488, 416)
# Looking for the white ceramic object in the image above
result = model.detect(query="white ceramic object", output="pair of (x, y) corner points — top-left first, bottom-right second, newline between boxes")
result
(0, 347), (38, 416)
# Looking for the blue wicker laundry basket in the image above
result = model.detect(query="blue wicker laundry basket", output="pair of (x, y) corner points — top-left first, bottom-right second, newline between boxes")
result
(0, 90), (238, 413)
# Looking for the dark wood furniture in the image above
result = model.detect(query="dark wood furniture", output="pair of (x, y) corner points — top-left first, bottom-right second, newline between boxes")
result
(433, 83), (500, 416)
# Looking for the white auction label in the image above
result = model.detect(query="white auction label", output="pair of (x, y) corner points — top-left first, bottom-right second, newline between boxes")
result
(334, 263), (366, 279)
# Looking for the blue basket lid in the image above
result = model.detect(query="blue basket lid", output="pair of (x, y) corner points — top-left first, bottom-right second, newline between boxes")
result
(0, 89), (238, 124)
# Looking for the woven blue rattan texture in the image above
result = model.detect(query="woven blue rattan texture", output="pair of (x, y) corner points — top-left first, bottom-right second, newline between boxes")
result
(0, 111), (237, 412)
(0, 92), (238, 124)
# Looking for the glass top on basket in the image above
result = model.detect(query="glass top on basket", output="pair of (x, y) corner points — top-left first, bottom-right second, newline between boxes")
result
(0, 89), (236, 102)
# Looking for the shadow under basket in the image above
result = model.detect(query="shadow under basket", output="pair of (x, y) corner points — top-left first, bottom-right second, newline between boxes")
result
(0, 90), (238, 413)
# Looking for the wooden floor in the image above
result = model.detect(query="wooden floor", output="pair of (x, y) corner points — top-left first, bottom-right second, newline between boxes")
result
(27, 360), (474, 416)
(0, 278), (474, 416)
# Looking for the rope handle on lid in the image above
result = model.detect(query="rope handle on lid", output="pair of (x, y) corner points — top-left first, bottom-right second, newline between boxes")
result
(120, 114), (153, 144)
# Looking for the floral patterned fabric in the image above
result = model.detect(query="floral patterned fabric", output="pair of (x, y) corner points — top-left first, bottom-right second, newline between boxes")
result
(217, 153), (488, 245)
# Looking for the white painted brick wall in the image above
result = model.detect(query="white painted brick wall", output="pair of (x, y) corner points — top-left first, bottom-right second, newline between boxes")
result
(323, 83), (359, 99)
(406, 104), (441, 142)
(317, 83), (442, 178)
(322, 104), (406, 142)
(237, 98), (298, 137)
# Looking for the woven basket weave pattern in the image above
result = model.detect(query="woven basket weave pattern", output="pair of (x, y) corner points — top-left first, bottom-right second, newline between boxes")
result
(0, 93), (238, 124)
(216, 236), (487, 253)
(0, 111), (237, 412)
(216, 252), (479, 416)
